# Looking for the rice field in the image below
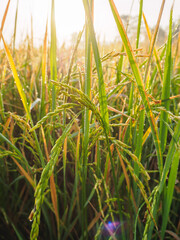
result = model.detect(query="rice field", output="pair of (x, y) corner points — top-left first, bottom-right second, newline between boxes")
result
(0, 0), (180, 239)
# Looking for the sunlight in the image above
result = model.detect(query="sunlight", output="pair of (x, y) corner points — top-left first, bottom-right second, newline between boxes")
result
(0, 0), (180, 47)
(54, 1), (85, 44)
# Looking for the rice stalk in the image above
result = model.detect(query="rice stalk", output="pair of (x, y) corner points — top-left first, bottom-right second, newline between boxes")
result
(82, 0), (93, 237)
(143, 120), (180, 239)
(13, 0), (19, 55)
(2, 34), (45, 167)
(143, 13), (163, 83)
(108, 0), (163, 175)
(40, 21), (48, 119)
(160, 6), (173, 153)
(41, 126), (60, 236)
(0, 0), (11, 42)
(30, 116), (77, 240)
(50, 0), (57, 112)
(161, 150), (179, 239)
(82, 1), (127, 238)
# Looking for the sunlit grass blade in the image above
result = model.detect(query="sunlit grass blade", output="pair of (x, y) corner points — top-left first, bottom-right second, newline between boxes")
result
(132, 0), (144, 204)
(108, 0), (163, 175)
(142, 115), (159, 145)
(66, 27), (84, 84)
(161, 150), (180, 239)
(128, 0), (143, 152)
(116, 45), (124, 84)
(0, 0), (11, 41)
(50, 0), (57, 111)
(149, 45), (166, 88)
(0, 0), (11, 122)
(160, 7), (173, 153)
(82, 0), (93, 237)
(40, 21), (48, 119)
(82, 0), (109, 133)
(2, 34), (45, 167)
(143, 0), (165, 87)
(136, 0), (143, 50)
(173, 32), (180, 74)
(83, 1), (127, 238)
(143, 13), (163, 83)
(13, 0), (19, 55)
(2, 34), (31, 121)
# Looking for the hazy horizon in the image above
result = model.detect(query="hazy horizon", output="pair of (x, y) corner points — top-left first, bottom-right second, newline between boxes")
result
(0, 0), (180, 48)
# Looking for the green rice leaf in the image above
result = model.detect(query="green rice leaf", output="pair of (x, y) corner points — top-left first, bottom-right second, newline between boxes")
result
(161, 150), (180, 239)
(50, 0), (57, 111)
(82, 0), (109, 134)
(2, 35), (31, 122)
(108, 0), (163, 175)
(160, 7), (173, 153)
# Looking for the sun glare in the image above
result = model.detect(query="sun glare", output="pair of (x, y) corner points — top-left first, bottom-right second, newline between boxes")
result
(0, 0), (180, 47)
(54, 1), (85, 45)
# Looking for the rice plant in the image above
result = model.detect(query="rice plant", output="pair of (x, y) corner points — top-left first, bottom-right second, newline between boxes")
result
(0, 0), (179, 239)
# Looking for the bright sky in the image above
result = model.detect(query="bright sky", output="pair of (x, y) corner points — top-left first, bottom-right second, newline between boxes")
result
(0, 0), (180, 47)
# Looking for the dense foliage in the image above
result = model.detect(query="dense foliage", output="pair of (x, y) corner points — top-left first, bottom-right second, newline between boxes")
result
(0, 0), (179, 239)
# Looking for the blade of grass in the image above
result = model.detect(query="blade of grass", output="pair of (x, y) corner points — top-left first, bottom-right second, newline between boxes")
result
(108, 0), (163, 175)
(133, 109), (145, 191)
(13, 0), (19, 55)
(67, 129), (81, 226)
(12, 157), (35, 188)
(133, 0), (165, 205)
(159, 120), (180, 196)
(116, 45), (124, 84)
(0, 133), (30, 170)
(82, 0), (93, 237)
(133, 0), (144, 212)
(143, 13), (163, 84)
(31, 15), (33, 49)
(116, 0), (134, 84)
(11, 222), (24, 240)
(66, 27), (85, 85)
(143, 120), (180, 239)
(2, 34), (45, 167)
(160, 6), (173, 153)
(143, 0), (166, 87)
(63, 136), (67, 210)
(30, 115), (78, 240)
(50, 0), (57, 112)
(40, 20), (48, 119)
(136, 0), (143, 50)
(161, 150), (179, 239)
(41, 126), (60, 235)
(2, 35), (31, 121)
(0, 0), (11, 41)
(0, 65), (7, 122)
(82, 1), (126, 239)
(149, 45), (166, 88)
(82, 0), (109, 133)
